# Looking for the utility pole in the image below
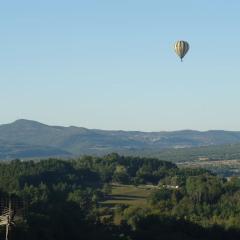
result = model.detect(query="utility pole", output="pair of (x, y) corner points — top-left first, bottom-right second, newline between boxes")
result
(0, 196), (24, 240)
(5, 199), (12, 240)
(0, 198), (12, 240)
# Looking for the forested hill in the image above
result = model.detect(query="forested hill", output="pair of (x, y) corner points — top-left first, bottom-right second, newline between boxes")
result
(1, 119), (240, 159)
(1, 154), (240, 239)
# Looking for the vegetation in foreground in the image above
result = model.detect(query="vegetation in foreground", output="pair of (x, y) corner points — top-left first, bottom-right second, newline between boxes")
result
(0, 154), (240, 239)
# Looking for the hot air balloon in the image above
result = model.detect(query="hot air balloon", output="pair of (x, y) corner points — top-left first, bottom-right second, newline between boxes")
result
(174, 41), (189, 61)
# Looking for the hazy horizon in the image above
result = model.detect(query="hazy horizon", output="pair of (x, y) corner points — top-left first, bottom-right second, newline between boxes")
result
(1, 118), (240, 133)
(1, 1), (240, 131)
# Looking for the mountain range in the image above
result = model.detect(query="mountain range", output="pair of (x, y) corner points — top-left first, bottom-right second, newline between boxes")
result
(1, 119), (240, 160)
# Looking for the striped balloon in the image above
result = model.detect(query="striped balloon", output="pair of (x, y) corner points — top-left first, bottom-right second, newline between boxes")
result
(174, 41), (189, 61)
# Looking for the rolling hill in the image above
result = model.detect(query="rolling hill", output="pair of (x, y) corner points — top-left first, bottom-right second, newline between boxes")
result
(1, 119), (240, 159)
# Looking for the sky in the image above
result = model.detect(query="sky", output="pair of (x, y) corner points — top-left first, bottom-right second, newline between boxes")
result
(0, 0), (240, 131)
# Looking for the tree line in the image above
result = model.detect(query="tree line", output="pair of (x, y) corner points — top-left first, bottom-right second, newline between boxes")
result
(0, 154), (239, 239)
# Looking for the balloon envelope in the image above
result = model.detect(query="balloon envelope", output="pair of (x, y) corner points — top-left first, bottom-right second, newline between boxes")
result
(174, 41), (189, 61)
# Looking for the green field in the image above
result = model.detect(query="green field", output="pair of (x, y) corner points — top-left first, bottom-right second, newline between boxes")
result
(100, 184), (155, 224)
(102, 184), (155, 207)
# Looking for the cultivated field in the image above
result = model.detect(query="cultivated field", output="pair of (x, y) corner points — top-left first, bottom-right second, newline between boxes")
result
(102, 184), (155, 207)
(101, 184), (155, 224)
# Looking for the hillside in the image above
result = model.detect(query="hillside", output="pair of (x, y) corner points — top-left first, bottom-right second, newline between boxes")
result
(1, 119), (240, 159)
(1, 156), (240, 239)
(0, 140), (71, 160)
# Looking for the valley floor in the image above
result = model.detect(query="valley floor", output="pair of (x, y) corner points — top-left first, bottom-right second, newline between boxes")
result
(177, 159), (240, 177)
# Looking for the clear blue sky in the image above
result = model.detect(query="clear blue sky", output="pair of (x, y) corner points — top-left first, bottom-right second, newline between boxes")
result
(1, 0), (240, 131)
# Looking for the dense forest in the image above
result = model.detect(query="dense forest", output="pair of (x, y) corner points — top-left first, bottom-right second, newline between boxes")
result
(0, 154), (240, 239)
